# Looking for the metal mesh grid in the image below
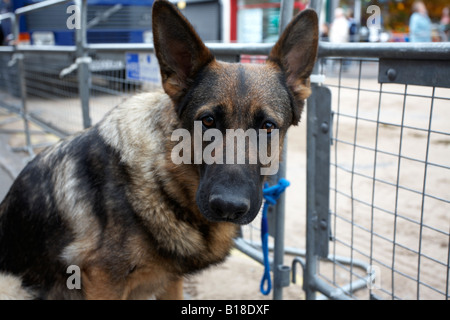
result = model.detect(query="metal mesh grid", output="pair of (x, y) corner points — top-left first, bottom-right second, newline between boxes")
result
(89, 63), (144, 125)
(87, 51), (163, 125)
(23, 52), (83, 135)
(318, 57), (450, 300)
(0, 52), (20, 111)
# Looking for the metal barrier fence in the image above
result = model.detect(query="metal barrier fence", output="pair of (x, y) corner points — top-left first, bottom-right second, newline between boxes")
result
(302, 46), (450, 300)
(1, 0), (449, 300)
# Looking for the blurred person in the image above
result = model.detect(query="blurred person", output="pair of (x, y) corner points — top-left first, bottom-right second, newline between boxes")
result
(320, 22), (329, 41)
(0, 0), (11, 13)
(330, 7), (349, 43)
(440, 7), (450, 41)
(409, 1), (432, 42)
(329, 8), (350, 72)
(347, 9), (358, 42)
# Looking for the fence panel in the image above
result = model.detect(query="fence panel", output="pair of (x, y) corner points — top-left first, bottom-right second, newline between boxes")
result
(23, 51), (83, 136)
(0, 50), (20, 112)
(306, 56), (450, 300)
(87, 49), (161, 125)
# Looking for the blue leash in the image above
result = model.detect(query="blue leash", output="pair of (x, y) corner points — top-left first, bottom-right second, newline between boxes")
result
(260, 178), (290, 295)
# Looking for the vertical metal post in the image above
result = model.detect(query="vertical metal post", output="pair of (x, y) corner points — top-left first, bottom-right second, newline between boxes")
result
(304, 84), (332, 299)
(279, 0), (294, 31)
(354, 0), (361, 42)
(76, 0), (91, 129)
(16, 53), (34, 157)
(305, 83), (318, 300)
(309, 0), (323, 14)
(272, 140), (288, 300)
(303, 0), (325, 301)
(271, 0), (295, 301)
(12, 13), (33, 157)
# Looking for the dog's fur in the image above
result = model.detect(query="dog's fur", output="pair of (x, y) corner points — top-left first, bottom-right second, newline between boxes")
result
(0, 0), (318, 299)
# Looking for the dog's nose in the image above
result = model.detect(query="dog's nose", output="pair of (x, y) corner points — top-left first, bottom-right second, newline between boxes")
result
(209, 194), (250, 221)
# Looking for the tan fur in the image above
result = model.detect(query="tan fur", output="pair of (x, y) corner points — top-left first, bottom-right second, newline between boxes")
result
(99, 91), (237, 261)
(198, 61), (292, 128)
(55, 157), (102, 266)
(156, 278), (184, 300)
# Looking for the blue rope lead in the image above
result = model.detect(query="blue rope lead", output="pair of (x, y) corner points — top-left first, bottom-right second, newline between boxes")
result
(260, 178), (290, 295)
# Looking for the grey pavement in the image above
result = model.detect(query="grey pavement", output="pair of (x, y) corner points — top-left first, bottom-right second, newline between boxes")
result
(0, 134), (30, 202)
(0, 167), (13, 202)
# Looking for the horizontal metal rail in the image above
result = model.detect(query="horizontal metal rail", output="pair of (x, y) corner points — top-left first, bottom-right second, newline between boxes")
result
(1, 42), (448, 61)
(13, 46), (77, 53)
(318, 41), (450, 60)
(15, 0), (72, 16)
(0, 47), (14, 53)
(0, 12), (14, 23)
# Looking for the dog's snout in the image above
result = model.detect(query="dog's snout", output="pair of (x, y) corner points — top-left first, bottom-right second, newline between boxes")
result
(209, 194), (250, 221)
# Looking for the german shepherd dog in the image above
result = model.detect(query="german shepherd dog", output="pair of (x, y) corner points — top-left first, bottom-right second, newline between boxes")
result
(0, 0), (318, 299)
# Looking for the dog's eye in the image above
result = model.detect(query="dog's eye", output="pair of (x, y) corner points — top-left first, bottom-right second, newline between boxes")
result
(261, 121), (276, 134)
(201, 116), (215, 129)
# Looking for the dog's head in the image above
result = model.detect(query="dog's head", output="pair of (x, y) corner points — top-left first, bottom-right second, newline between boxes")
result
(152, 0), (318, 224)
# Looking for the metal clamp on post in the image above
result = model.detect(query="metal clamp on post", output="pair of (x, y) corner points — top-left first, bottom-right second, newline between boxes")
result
(291, 257), (306, 285)
(277, 265), (292, 288)
(59, 56), (92, 78)
(378, 58), (450, 88)
(7, 53), (24, 67)
(310, 74), (326, 85)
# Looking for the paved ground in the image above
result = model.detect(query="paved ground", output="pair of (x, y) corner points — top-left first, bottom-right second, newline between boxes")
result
(0, 118), (36, 203)
(0, 168), (13, 201)
(0, 134), (21, 202)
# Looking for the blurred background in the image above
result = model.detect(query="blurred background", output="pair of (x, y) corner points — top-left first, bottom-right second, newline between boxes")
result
(1, 0), (449, 46)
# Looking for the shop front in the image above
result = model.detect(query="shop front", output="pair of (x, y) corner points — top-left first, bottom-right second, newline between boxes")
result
(230, 0), (307, 42)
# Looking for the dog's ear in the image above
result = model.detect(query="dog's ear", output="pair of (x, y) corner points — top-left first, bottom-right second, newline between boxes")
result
(268, 9), (319, 125)
(152, 0), (214, 110)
